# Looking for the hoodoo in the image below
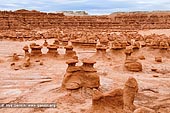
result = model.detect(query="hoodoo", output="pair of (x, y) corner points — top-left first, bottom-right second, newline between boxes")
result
(62, 58), (100, 90)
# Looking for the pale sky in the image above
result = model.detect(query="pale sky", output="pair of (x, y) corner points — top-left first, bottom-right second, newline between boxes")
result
(0, 0), (170, 15)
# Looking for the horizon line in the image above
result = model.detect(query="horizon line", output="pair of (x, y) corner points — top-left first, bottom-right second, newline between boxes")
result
(1, 9), (170, 15)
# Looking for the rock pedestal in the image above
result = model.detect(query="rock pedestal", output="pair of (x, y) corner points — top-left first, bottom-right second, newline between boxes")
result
(111, 41), (123, 50)
(64, 45), (76, 58)
(124, 46), (133, 59)
(30, 44), (42, 56)
(62, 59), (80, 90)
(43, 40), (48, 46)
(62, 58), (100, 90)
(81, 58), (100, 88)
(23, 45), (30, 57)
(47, 44), (59, 56)
(96, 45), (107, 54)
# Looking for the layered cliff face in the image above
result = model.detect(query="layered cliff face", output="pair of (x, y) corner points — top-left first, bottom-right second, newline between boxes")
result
(110, 11), (170, 30)
(1, 10), (170, 31)
(0, 9), (113, 31)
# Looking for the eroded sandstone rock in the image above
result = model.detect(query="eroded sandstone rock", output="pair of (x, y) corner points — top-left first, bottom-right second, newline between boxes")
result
(155, 56), (162, 62)
(1, 10), (170, 32)
(87, 77), (141, 113)
(138, 55), (145, 60)
(64, 45), (76, 59)
(12, 53), (19, 61)
(133, 41), (141, 50)
(96, 44), (107, 54)
(88, 89), (124, 113)
(62, 58), (100, 90)
(23, 57), (31, 67)
(123, 77), (138, 112)
(111, 41), (123, 50)
(125, 46), (134, 58)
(30, 43), (42, 56)
(47, 44), (59, 56)
(124, 56), (142, 72)
(43, 40), (48, 47)
(86, 77), (156, 113)
(23, 45), (30, 58)
(159, 41), (169, 50)
(53, 39), (60, 45)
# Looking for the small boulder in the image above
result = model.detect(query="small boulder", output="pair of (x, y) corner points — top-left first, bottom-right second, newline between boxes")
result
(155, 56), (162, 62)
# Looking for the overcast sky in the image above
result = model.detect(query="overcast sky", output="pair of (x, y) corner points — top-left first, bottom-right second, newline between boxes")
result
(0, 0), (170, 15)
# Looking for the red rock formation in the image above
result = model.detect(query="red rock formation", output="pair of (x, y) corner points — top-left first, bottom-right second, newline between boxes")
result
(123, 77), (138, 112)
(23, 57), (31, 67)
(159, 40), (169, 50)
(62, 58), (100, 90)
(1, 10), (170, 34)
(125, 46), (134, 58)
(125, 56), (142, 72)
(88, 89), (124, 113)
(43, 40), (48, 47)
(30, 43), (42, 56)
(64, 45), (76, 59)
(53, 39), (60, 45)
(47, 44), (59, 56)
(23, 45), (30, 57)
(138, 55), (145, 60)
(96, 44), (107, 54)
(155, 56), (162, 62)
(86, 77), (143, 113)
(12, 53), (19, 61)
(111, 41), (123, 50)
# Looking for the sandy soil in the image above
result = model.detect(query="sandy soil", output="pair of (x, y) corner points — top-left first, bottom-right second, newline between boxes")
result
(0, 30), (170, 113)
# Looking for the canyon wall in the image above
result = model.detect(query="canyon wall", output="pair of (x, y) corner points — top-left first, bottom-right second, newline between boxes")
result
(1, 10), (170, 31)
(110, 11), (170, 30)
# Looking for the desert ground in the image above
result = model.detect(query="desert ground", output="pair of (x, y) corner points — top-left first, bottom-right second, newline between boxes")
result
(0, 29), (169, 113)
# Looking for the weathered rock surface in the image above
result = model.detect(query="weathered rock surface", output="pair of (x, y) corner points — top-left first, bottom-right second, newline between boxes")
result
(86, 77), (155, 113)
(125, 57), (142, 72)
(62, 58), (100, 90)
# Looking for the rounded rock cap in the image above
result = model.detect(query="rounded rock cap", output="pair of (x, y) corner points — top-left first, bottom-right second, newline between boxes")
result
(47, 44), (59, 49)
(53, 40), (59, 44)
(66, 59), (78, 64)
(30, 43), (36, 47)
(96, 44), (107, 49)
(23, 45), (29, 50)
(82, 58), (96, 64)
(64, 45), (73, 49)
(30, 45), (43, 49)
(125, 77), (138, 88)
